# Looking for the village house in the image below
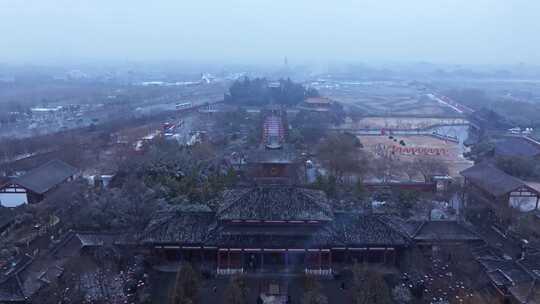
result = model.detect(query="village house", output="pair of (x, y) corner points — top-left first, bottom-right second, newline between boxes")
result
(474, 245), (540, 304)
(0, 159), (78, 207)
(460, 163), (540, 214)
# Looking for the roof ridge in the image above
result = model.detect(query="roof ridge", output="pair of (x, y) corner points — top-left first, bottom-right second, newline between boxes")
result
(16, 274), (26, 298)
(412, 220), (427, 238)
(13, 159), (78, 194)
(297, 188), (333, 218)
(377, 215), (416, 242)
(217, 188), (253, 216)
(373, 215), (412, 244)
(202, 221), (222, 243)
(460, 162), (526, 196)
(320, 224), (346, 247)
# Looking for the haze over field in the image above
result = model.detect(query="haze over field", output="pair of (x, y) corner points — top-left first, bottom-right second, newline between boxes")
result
(1, 0), (540, 65)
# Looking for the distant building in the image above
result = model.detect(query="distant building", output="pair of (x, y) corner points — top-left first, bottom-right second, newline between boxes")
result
(29, 106), (63, 122)
(475, 246), (540, 304)
(0, 160), (78, 207)
(298, 97), (334, 112)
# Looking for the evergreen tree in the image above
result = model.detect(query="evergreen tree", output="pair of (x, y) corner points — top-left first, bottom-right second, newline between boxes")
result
(352, 265), (392, 304)
(224, 276), (249, 304)
(171, 263), (200, 304)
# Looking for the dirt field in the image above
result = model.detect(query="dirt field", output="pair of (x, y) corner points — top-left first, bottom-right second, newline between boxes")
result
(341, 117), (469, 130)
(320, 81), (459, 116)
(360, 134), (473, 177)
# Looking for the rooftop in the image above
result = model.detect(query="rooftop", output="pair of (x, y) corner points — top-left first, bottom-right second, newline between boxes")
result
(413, 221), (481, 242)
(247, 146), (298, 164)
(141, 204), (216, 245)
(141, 187), (412, 248)
(11, 160), (78, 194)
(0, 275), (25, 303)
(460, 162), (526, 197)
(217, 187), (333, 222)
(329, 213), (410, 247)
(518, 251), (540, 280)
(304, 97), (332, 105)
(206, 224), (337, 248)
(0, 207), (22, 232)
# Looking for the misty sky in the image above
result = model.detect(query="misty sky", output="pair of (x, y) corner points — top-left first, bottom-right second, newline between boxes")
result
(1, 0), (539, 65)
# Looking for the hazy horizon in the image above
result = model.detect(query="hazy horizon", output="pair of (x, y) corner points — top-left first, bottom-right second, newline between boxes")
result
(1, 0), (539, 65)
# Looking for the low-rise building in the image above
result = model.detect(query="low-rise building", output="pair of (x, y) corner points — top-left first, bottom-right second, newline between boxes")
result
(298, 97), (334, 112)
(0, 160), (78, 207)
(460, 163), (540, 213)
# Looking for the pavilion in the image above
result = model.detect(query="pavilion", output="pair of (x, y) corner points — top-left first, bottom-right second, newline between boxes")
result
(140, 187), (410, 275)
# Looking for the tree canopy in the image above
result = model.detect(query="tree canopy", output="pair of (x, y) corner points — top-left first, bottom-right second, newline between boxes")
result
(225, 77), (318, 106)
(317, 133), (368, 182)
(351, 265), (392, 304)
(171, 263), (201, 304)
(224, 276), (249, 304)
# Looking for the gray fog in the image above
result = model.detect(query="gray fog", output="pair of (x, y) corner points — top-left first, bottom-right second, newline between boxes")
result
(1, 0), (539, 65)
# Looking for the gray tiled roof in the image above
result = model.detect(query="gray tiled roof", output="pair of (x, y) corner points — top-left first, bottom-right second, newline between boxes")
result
(247, 146), (297, 164)
(413, 221), (481, 242)
(519, 252), (540, 279)
(379, 215), (423, 239)
(0, 207), (21, 232)
(460, 162), (525, 197)
(217, 187), (333, 222)
(478, 257), (533, 286)
(330, 213), (409, 247)
(13, 160), (78, 194)
(206, 224), (338, 248)
(0, 275), (25, 302)
(140, 206), (217, 245)
(141, 187), (411, 248)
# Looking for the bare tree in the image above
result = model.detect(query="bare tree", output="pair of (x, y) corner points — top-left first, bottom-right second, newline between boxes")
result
(317, 133), (368, 183)
(412, 158), (449, 182)
(401, 161), (419, 181)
